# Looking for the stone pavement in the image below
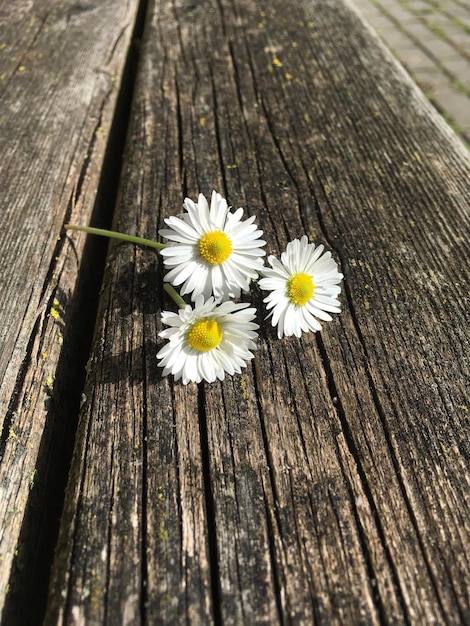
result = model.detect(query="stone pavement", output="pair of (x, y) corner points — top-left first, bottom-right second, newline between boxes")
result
(351, 0), (470, 147)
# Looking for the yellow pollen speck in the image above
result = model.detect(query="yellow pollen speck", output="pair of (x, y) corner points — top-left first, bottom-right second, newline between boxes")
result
(199, 117), (206, 127)
(287, 273), (314, 306)
(187, 319), (223, 352)
(18, 65), (25, 72)
(272, 58), (283, 67)
(198, 230), (232, 265)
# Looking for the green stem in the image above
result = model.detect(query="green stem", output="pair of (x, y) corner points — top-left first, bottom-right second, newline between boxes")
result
(64, 224), (165, 251)
(163, 283), (187, 309)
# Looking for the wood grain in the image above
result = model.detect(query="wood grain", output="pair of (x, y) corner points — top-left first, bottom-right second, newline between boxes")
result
(0, 0), (142, 621)
(35, 0), (470, 623)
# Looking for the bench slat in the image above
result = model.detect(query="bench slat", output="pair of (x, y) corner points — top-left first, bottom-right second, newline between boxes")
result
(0, 0), (142, 619)
(14, 0), (470, 622)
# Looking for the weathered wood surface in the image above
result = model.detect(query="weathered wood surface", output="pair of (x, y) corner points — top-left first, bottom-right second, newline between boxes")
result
(39, 0), (470, 624)
(0, 0), (143, 621)
(0, 0), (469, 623)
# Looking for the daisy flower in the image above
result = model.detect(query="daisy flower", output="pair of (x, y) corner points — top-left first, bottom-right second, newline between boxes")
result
(258, 235), (343, 338)
(157, 295), (259, 384)
(159, 191), (266, 302)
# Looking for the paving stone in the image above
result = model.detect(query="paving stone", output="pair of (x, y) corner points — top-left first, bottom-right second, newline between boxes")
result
(440, 0), (466, 8)
(413, 68), (456, 96)
(400, 21), (433, 41)
(425, 14), (457, 30)
(446, 29), (470, 51)
(351, 0), (470, 143)
(420, 37), (465, 60)
(434, 91), (470, 134)
(382, 1), (425, 23)
(351, 0), (383, 18)
(413, 69), (470, 134)
(404, 0), (434, 11)
(446, 3), (470, 21)
(451, 15), (470, 29)
(364, 14), (401, 31)
(441, 26), (470, 50)
(375, 27), (418, 50)
(399, 46), (439, 71)
(440, 57), (470, 90)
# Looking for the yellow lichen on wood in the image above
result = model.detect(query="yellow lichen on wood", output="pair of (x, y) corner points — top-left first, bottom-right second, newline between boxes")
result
(49, 299), (61, 320)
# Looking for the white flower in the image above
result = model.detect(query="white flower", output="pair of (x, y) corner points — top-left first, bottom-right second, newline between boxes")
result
(258, 236), (343, 338)
(159, 191), (266, 302)
(157, 295), (259, 384)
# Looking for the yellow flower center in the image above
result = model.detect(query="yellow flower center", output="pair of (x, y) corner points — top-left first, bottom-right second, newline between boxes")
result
(187, 319), (223, 352)
(287, 273), (314, 306)
(198, 230), (233, 265)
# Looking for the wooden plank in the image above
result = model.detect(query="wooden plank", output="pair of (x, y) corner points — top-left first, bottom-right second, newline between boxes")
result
(46, 0), (470, 623)
(0, 0), (143, 621)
